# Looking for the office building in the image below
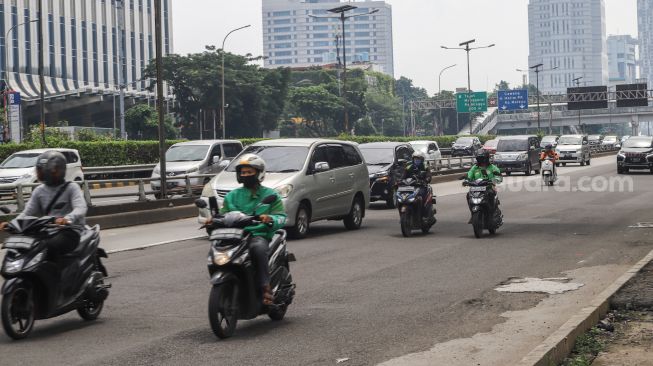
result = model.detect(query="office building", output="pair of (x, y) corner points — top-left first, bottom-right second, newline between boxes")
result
(638, 0), (653, 86)
(607, 35), (638, 86)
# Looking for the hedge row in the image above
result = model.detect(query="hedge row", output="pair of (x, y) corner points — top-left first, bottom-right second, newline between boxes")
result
(0, 135), (494, 167)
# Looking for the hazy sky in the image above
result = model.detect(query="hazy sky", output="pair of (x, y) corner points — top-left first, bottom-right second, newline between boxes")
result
(172, 0), (638, 95)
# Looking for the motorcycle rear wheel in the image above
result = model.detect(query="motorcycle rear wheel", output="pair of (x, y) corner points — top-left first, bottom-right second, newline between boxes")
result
(1, 284), (35, 340)
(208, 282), (239, 339)
(472, 212), (484, 239)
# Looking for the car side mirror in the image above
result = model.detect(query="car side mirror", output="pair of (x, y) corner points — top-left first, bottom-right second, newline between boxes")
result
(314, 162), (330, 173)
(428, 150), (435, 154)
(212, 156), (221, 165)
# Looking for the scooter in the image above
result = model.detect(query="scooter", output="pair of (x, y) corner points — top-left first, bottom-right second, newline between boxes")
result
(463, 179), (503, 239)
(395, 177), (437, 237)
(1, 216), (110, 340)
(541, 157), (556, 186)
(196, 196), (296, 339)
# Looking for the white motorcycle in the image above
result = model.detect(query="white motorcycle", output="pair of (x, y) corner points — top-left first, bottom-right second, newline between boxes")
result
(541, 157), (556, 186)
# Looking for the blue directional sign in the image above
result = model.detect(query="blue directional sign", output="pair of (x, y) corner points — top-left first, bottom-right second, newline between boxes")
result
(498, 89), (529, 111)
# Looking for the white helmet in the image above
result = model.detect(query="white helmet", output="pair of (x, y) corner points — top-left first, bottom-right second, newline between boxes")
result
(412, 151), (426, 160)
(235, 153), (266, 183)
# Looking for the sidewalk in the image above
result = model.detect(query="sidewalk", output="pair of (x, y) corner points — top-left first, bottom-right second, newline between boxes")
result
(100, 217), (205, 253)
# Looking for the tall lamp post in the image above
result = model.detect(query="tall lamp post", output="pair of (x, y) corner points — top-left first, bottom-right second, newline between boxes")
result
(310, 6), (379, 134)
(441, 39), (495, 135)
(220, 24), (251, 140)
(438, 64), (456, 136)
(572, 76), (583, 132)
(518, 64), (558, 132)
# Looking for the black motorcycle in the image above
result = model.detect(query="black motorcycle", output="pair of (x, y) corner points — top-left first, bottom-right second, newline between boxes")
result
(396, 177), (437, 237)
(463, 179), (503, 238)
(196, 195), (296, 339)
(1, 216), (110, 339)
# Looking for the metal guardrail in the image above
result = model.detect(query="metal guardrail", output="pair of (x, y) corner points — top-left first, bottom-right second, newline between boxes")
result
(84, 164), (157, 175)
(0, 174), (216, 213)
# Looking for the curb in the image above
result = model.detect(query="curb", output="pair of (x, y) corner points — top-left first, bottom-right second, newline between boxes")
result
(106, 235), (207, 254)
(516, 247), (653, 366)
(89, 181), (138, 190)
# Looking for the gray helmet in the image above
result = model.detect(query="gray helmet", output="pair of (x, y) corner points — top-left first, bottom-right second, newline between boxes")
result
(235, 153), (266, 183)
(36, 151), (67, 186)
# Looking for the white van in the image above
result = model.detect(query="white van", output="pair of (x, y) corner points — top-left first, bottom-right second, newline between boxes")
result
(0, 148), (84, 194)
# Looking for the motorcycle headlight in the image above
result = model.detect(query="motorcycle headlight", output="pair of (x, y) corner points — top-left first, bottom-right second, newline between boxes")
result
(471, 197), (483, 205)
(275, 184), (293, 198)
(24, 251), (46, 270)
(212, 247), (237, 266)
(4, 258), (24, 274)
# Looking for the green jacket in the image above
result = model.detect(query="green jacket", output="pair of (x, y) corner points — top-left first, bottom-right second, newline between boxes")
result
(467, 164), (503, 184)
(220, 185), (287, 240)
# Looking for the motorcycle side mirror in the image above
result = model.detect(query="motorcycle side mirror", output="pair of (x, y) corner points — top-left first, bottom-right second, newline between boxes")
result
(195, 199), (208, 209)
(261, 195), (277, 205)
(397, 159), (408, 165)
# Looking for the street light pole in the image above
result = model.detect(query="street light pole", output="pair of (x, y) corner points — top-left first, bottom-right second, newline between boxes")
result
(115, 0), (127, 139)
(525, 64), (558, 133)
(38, 0), (45, 144)
(441, 40), (495, 136)
(154, 0), (166, 197)
(573, 76), (583, 131)
(438, 64), (456, 136)
(221, 24), (251, 140)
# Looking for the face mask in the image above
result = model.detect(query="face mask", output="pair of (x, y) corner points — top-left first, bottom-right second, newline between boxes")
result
(240, 175), (258, 189)
(413, 160), (423, 168)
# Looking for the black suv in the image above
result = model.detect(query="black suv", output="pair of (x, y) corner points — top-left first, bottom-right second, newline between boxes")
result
(360, 142), (414, 208)
(451, 136), (483, 157)
(617, 136), (653, 174)
(493, 135), (542, 175)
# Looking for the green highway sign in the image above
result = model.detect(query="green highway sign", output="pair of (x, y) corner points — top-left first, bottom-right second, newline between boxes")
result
(456, 92), (488, 113)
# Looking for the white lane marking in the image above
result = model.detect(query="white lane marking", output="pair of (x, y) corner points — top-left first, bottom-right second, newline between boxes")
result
(106, 235), (207, 254)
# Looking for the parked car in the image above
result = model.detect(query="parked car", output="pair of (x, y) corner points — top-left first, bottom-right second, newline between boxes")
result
(482, 138), (500, 156)
(493, 135), (542, 175)
(617, 136), (653, 174)
(588, 135), (604, 150)
(151, 140), (243, 199)
(540, 135), (560, 148)
(359, 142), (414, 208)
(555, 135), (592, 166)
(0, 148), (84, 195)
(409, 140), (442, 171)
(197, 139), (370, 239)
(451, 136), (482, 157)
(601, 135), (619, 150)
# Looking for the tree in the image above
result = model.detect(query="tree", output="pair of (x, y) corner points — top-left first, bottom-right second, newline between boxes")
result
(288, 86), (343, 136)
(125, 104), (178, 140)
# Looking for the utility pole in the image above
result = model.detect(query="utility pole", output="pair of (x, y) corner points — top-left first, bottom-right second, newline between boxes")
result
(38, 0), (45, 144)
(521, 64), (558, 133)
(221, 24), (251, 140)
(573, 77), (583, 132)
(116, 0), (126, 139)
(155, 0), (166, 197)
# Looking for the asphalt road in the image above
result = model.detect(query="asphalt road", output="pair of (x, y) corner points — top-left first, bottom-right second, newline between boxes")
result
(1, 156), (652, 366)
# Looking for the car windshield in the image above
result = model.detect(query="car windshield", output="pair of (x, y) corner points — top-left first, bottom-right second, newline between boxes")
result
(455, 138), (473, 145)
(227, 146), (309, 173)
(558, 136), (582, 145)
(0, 153), (40, 168)
(496, 139), (529, 152)
(623, 138), (653, 148)
(166, 145), (210, 162)
(589, 135), (601, 141)
(360, 147), (394, 165)
(541, 137), (557, 143)
(410, 143), (428, 152)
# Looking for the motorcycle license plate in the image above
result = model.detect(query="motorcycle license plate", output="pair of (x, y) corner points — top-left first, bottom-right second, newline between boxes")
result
(470, 186), (487, 192)
(398, 186), (414, 192)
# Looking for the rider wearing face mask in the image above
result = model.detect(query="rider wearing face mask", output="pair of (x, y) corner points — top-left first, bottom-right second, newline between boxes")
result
(207, 154), (286, 306)
(1, 151), (87, 256)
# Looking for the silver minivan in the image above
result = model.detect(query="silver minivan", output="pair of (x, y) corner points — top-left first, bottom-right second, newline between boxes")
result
(197, 139), (370, 239)
(556, 135), (591, 166)
(151, 140), (243, 198)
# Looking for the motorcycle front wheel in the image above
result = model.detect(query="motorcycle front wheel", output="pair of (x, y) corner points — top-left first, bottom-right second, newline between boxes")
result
(400, 212), (413, 237)
(208, 281), (239, 339)
(472, 212), (484, 239)
(1, 284), (35, 340)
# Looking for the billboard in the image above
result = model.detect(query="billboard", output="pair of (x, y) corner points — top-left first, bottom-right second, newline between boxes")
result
(616, 83), (648, 108)
(567, 86), (608, 110)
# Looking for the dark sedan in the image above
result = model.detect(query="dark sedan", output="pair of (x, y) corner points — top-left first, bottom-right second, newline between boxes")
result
(617, 136), (653, 174)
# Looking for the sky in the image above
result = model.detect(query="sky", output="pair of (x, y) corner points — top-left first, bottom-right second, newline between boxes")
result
(172, 0), (638, 95)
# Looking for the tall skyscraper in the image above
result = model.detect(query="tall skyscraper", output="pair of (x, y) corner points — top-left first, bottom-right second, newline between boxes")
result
(607, 35), (638, 86)
(638, 0), (653, 86)
(0, 0), (173, 100)
(262, 0), (394, 76)
(528, 0), (608, 94)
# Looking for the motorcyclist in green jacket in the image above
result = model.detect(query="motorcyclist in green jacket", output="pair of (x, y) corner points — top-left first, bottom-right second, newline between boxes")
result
(465, 150), (503, 223)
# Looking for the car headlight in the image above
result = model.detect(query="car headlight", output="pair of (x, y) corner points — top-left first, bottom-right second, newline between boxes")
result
(576, 150), (582, 154)
(617, 151), (625, 158)
(4, 258), (24, 274)
(517, 153), (528, 161)
(18, 173), (33, 181)
(24, 251), (46, 270)
(201, 183), (215, 198)
(375, 171), (389, 177)
(187, 167), (199, 174)
(153, 166), (160, 175)
(275, 184), (293, 198)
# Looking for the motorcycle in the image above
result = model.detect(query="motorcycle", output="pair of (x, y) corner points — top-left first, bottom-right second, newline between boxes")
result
(1, 216), (110, 340)
(541, 157), (556, 186)
(196, 195), (296, 339)
(463, 179), (503, 238)
(395, 177), (437, 237)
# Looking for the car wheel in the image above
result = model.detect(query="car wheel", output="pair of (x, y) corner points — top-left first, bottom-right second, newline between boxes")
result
(289, 203), (310, 239)
(386, 187), (397, 209)
(505, 172), (511, 176)
(562, 163), (567, 167)
(586, 158), (591, 166)
(343, 196), (364, 230)
(617, 167), (624, 174)
(524, 163), (532, 176)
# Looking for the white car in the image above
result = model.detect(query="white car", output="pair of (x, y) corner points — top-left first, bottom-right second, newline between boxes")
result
(409, 140), (442, 171)
(0, 148), (84, 194)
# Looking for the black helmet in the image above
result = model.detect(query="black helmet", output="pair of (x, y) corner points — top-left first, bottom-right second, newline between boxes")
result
(36, 151), (67, 186)
(475, 150), (491, 165)
(545, 144), (553, 150)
